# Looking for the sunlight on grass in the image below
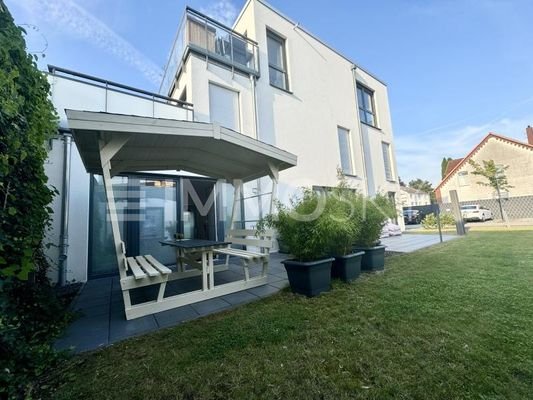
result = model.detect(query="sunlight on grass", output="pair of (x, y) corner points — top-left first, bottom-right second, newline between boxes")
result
(54, 232), (533, 399)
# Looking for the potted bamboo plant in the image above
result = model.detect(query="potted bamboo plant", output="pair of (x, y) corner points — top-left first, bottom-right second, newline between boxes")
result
(326, 186), (364, 283)
(258, 189), (334, 297)
(352, 194), (396, 272)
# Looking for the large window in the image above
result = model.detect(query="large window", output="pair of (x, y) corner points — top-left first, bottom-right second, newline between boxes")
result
(209, 82), (240, 131)
(267, 29), (289, 91)
(337, 126), (354, 175)
(357, 84), (376, 127)
(458, 171), (469, 186)
(382, 142), (394, 181)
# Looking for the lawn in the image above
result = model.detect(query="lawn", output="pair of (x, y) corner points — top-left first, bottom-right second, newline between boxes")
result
(53, 232), (533, 399)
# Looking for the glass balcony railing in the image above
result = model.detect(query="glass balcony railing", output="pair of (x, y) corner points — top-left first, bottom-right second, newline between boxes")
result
(160, 7), (260, 96)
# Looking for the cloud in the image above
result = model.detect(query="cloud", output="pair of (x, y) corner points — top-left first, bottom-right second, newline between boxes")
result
(17, 0), (162, 86)
(396, 116), (533, 187)
(200, 0), (239, 27)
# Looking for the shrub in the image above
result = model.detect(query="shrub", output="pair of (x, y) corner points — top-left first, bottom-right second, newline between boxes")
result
(0, 2), (70, 398)
(421, 213), (456, 229)
(259, 188), (345, 262)
(352, 193), (396, 247)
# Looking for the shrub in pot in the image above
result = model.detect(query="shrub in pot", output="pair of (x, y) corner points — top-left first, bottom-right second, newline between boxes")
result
(258, 189), (334, 297)
(352, 193), (396, 272)
(326, 186), (364, 283)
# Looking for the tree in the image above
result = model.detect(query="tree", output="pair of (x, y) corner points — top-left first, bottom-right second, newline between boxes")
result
(468, 159), (513, 221)
(398, 176), (406, 187)
(441, 157), (452, 179)
(408, 179), (437, 203)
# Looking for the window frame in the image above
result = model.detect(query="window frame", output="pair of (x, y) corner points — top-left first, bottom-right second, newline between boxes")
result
(381, 141), (394, 182)
(356, 83), (377, 127)
(337, 126), (355, 176)
(266, 29), (290, 91)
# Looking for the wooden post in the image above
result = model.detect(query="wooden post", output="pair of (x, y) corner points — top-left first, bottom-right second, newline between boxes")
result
(449, 190), (466, 235)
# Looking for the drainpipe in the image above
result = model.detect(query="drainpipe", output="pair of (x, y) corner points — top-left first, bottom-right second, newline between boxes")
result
(351, 65), (370, 196)
(250, 74), (263, 221)
(58, 129), (72, 286)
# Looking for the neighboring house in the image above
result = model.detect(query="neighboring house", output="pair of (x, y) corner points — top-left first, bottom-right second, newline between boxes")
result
(435, 128), (533, 219)
(399, 186), (431, 207)
(44, 0), (402, 284)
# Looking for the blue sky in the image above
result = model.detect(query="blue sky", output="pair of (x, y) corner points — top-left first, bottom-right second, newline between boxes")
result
(7, 0), (533, 185)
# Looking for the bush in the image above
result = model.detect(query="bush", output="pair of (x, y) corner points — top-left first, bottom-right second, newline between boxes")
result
(0, 2), (69, 398)
(421, 213), (456, 229)
(352, 193), (396, 247)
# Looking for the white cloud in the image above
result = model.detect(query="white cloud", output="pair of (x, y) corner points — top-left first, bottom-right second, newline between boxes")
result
(17, 0), (162, 86)
(200, 0), (238, 27)
(396, 116), (533, 187)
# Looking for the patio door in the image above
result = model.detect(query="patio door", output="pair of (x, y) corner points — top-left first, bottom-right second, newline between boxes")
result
(88, 174), (217, 279)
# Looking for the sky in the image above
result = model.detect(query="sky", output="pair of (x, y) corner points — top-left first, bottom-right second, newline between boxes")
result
(7, 0), (533, 186)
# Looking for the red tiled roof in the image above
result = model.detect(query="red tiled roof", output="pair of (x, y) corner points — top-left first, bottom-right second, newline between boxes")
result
(444, 158), (463, 177)
(435, 132), (533, 195)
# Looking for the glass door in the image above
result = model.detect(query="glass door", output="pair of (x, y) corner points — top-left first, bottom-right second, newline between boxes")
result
(138, 178), (178, 266)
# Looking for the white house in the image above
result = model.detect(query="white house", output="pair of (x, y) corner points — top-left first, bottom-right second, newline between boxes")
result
(44, 0), (402, 284)
(399, 186), (431, 207)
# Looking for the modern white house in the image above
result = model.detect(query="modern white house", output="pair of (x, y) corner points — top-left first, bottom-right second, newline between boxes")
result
(44, 0), (402, 286)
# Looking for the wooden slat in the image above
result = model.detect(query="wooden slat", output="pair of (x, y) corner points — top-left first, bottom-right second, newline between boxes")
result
(144, 255), (172, 274)
(214, 248), (267, 260)
(126, 257), (147, 280)
(228, 228), (275, 238)
(135, 256), (160, 277)
(228, 237), (273, 249)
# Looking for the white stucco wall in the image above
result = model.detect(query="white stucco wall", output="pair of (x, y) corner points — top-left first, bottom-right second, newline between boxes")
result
(176, 0), (403, 225)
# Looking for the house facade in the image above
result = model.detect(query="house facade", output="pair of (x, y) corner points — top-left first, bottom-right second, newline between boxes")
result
(44, 0), (402, 284)
(399, 186), (431, 207)
(435, 129), (533, 219)
(162, 1), (402, 226)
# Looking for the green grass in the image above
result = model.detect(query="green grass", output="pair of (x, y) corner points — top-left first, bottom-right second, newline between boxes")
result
(54, 232), (533, 399)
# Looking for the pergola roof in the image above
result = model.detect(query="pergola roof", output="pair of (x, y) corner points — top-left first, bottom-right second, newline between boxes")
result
(65, 110), (297, 181)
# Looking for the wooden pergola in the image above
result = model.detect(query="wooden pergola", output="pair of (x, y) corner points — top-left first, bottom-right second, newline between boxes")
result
(66, 109), (297, 319)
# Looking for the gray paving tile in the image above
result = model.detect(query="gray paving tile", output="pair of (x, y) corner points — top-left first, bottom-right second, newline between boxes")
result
(246, 284), (280, 298)
(221, 290), (259, 306)
(73, 294), (110, 310)
(73, 302), (110, 318)
(269, 279), (289, 289)
(154, 305), (199, 328)
(109, 314), (158, 343)
(191, 297), (231, 316)
(267, 273), (284, 284)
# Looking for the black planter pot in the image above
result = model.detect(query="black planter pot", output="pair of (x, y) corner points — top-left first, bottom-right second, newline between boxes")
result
(352, 245), (386, 271)
(282, 258), (334, 297)
(332, 251), (364, 282)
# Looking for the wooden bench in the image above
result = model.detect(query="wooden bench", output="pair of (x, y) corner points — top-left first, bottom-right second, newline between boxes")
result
(120, 242), (173, 304)
(214, 229), (275, 280)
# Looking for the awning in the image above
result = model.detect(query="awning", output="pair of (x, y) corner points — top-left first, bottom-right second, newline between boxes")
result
(65, 109), (297, 181)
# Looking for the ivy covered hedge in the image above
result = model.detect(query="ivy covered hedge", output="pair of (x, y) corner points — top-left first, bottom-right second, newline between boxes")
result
(1, 1), (71, 398)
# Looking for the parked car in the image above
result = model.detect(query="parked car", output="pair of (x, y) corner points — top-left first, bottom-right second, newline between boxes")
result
(461, 205), (493, 222)
(403, 210), (421, 225)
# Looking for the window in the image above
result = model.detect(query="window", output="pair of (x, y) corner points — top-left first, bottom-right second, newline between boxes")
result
(267, 30), (289, 91)
(458, 171), (469, 186)
(382, 142), (394, 181)
(208, 82), (240, 131)
(357, 84), (376, 126)
(337, 127), (354, 175)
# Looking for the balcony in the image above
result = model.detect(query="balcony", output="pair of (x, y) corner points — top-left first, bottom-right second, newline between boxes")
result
(160, 7), (260, 96)
(48, 65), (194, 127)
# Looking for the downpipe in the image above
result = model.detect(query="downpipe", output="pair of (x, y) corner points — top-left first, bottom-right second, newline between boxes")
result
(58, 130), (72, 286)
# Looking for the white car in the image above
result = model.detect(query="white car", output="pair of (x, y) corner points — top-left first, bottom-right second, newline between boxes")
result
(461, 205), (493, 222)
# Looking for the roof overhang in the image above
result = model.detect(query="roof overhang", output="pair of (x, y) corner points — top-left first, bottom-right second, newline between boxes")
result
(65, 110), (297, 182)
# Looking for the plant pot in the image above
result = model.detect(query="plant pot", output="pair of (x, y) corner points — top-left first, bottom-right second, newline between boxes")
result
(282, 258), (334, 297)
(332, 251), (364, 282)
(352, 245), (386, 272)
